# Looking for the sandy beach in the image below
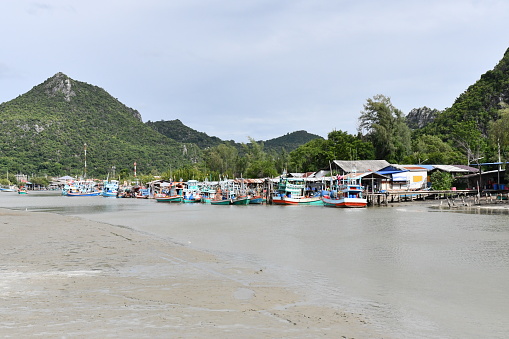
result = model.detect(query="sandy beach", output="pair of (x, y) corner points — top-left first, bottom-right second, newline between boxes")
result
(0, 208), (381, 338)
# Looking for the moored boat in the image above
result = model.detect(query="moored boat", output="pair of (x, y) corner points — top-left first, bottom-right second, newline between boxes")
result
(322, 176), (367, 208)
(182, 180), (201, 203)
(271, 176), (323, 205)
(155, 195), (182, 203)
(210, 198), (232, 205)
(102, 180), (119, 197)
(248, 196), (266, 204)
(63, 180), (101, 196)
(67, 191), (101, 197)
(231, 196), (250, 205)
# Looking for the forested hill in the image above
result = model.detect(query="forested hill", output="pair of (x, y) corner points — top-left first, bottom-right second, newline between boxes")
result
(424, 47), (509, 138)
(262, 130), (323, 153)
(0, 72), (191, 177)
(146, 119), (225, 149)
(146, 120), (322, 152)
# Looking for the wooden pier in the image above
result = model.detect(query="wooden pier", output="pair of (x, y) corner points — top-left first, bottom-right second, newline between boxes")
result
(366, 189), (509, 207)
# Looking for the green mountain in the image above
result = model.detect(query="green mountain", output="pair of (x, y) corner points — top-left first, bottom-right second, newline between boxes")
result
(262, 130), (323, 153)
(0, 72), (190, 177)
(146, 119), (321, 153)
(146, 119), (225, 149)
(426, 47), (509, 137)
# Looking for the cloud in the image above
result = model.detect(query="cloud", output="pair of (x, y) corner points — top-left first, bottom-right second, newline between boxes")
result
(1, 0), (508, 141)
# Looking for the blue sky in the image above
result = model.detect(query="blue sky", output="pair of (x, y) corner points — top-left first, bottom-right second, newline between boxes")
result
(1, 0), (508, 142)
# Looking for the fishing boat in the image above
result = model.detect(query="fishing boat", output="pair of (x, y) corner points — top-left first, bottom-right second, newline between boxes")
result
(155, 181), (184, 203)
(322, 176), (367, 208)
(210, 198), (232, 205)
(17, 188), (28, 194)
(67, 191), (101, 197)
(102, 180), (119, 197)
(182, 180), (201, 203)
(210, 183), (233, 205)
(271, 177), (323, 205)
(155, 195), (182, 203)
(231, 195), (250, 205)
(248, 195), (266, 204)
(64, 180), (101, 196)
(0, 186), (17, 192)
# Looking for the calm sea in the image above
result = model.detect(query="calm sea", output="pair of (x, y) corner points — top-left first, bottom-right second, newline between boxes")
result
(2, 191), (508, 339)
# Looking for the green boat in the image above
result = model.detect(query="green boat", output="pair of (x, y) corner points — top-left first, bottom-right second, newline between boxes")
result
(231, 196), (250, 205)
(156, 195), (182, 203)
(210, 199), (232, 205)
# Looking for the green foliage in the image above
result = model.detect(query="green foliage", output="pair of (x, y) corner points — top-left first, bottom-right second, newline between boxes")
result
(262, 130), (323, 153)
(404, 134), (464, 164)
(489, 105), (509, 162)
(358, 94), (411, 162)
(30, 176), (50, 186)
(203, 144), (239, 178)
(146, 119), (224, 148)
(288, 130), (375, 172)
(430, 171), (454, 190)
(424, 48), (509, 143)
(0, 73), (192, 177)
(161, 164), (209, 182)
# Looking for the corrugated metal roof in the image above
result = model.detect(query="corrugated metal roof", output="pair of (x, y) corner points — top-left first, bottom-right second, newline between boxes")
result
(331, 160), (390, 173)
(432, 164), (470, 173)
(393, 165), (428, 171)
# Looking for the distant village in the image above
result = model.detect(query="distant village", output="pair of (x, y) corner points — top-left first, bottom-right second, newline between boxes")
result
(14, 159), (507, 196)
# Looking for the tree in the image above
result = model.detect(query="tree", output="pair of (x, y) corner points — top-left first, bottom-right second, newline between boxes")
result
(405, 134), (463, 164)
(327, 130), (375, 160)
(358, 94), (411, 162)
(242, 137), (278, 178)
(451, 121), (487, 165)
(203, 144), (239, 177)
(489, 105), (509, 163)
(430, 171), (454, 190)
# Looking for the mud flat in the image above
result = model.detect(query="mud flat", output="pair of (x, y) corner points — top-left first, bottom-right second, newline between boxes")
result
(0, 208), (382, 338)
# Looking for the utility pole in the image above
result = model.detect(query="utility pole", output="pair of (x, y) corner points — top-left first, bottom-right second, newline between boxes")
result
(84, 143), (87, 178)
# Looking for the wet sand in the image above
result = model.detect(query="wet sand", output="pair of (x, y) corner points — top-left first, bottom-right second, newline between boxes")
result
(0, 208), (381, 338)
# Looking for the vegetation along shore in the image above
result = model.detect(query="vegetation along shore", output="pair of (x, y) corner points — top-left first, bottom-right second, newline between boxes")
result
(1, 48), (509, 187)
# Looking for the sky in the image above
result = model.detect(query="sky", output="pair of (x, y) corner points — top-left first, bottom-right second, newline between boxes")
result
(1, 1), (508, 142)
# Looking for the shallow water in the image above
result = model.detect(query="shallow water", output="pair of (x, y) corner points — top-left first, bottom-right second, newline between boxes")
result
(2, 191), (509, 338)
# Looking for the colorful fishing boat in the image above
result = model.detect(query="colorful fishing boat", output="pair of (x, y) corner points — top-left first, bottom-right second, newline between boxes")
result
(67, 191), (101, 197)
(155, 181), (184, 202)
(182, 180), (202, 203)
(0, 186), (17, 192)
(155, 195), (182, 203)
(231, 195), (250, 205)
(102, 180), (119, 197)
(248, 195), (266, 204)
(63, 180), (101, 196)
(322, 176), (367, 208)
(271, 177), (323, 205)
(210, 198), (232, 205)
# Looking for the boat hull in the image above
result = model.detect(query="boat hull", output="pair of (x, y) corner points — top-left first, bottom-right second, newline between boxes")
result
(272, 196), (323, 205)
(322, 197), (367, 208)
(66, 192), (101, 197)
(210, 199), (232, 205)
(249, 197), (266, 204)
(231, 197), (250, 205)
(156, 196), (182, 203)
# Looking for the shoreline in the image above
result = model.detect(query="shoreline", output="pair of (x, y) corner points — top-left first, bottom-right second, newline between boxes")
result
(0, 208), (382, 338)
